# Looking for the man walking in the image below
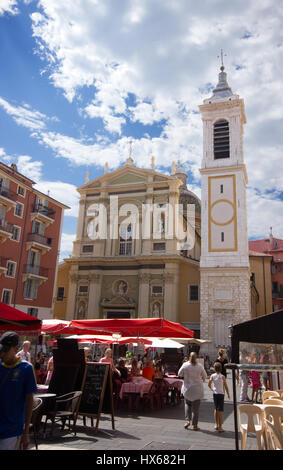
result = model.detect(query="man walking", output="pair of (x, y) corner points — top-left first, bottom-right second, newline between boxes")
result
(0, 331), (37, 450)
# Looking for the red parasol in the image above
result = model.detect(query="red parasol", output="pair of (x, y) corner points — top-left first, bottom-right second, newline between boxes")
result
(0, 301), (41, 335)
(66, 318), (194, 339)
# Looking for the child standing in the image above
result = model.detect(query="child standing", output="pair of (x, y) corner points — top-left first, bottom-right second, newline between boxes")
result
(250, 370), (261, 403)
(208, 362), (231, 433)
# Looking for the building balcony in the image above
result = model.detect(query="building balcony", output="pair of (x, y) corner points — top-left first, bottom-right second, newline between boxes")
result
(0, 218), (14, 243)
(0, 256), (8, 275)
(26, 232), (52, 254)
(0, 187), (17, 212)
(22, 264), (49, 284)
(30, 203), (56, 226)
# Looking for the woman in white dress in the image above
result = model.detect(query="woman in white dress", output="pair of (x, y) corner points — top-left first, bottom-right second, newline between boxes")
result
(178, 352), (207, 431)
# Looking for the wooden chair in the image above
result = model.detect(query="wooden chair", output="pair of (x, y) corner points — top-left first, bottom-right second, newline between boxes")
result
(262, 390), (280, 403)
(43, 391), (82, 437)
(30, 397), (43, 450)
(238, 404), (267, 450)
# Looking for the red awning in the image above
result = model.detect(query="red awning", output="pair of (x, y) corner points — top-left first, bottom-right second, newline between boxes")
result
(41, 319), (70, 335)
(66, 318), (194, 339)
(0, 302), (42, 335)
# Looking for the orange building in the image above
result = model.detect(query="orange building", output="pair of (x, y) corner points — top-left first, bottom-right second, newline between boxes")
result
(0, 161), (69, 319)
(249, 229), (283, 312)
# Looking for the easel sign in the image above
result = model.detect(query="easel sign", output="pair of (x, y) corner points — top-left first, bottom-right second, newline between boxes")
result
(79, 362), (115, 433)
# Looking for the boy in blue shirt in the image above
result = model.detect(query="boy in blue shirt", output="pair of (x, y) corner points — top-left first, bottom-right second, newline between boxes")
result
(0, 331), (37, 450)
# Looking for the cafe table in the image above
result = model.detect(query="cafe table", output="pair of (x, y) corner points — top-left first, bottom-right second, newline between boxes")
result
(119, 377), (153, 411)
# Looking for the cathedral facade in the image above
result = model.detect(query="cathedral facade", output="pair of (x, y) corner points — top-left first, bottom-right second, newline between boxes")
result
(61, 157), (201, 335)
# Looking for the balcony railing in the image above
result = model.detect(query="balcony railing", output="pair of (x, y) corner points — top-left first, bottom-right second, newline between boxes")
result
(0, 186), (17, 202)
(32, 203), (56, 219)
(0, 218), (14, 234)
(27, 232), (52, 247)
(23, 264), (49, 278)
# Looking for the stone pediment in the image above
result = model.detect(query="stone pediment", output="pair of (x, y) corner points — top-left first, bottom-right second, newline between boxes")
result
(78, 163), (177, 192)
(101, 295), (135, 307)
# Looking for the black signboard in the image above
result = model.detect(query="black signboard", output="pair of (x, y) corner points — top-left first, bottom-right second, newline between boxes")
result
(79, 362), (115, 432)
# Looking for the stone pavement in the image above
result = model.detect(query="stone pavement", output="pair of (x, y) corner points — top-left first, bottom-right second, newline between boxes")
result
(32, 374), (259, 452)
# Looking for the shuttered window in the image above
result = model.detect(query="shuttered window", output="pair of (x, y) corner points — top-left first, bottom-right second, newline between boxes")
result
(214, 120), (230, 159)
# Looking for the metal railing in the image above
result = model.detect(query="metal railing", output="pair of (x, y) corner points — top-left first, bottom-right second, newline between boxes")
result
(0, 218), (14, 234)
(32, 203), (56, 219)
(23, 264), (49, 278)
(27, 232), (52, 247)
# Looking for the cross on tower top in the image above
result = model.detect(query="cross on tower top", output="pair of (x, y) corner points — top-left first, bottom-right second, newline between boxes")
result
(218, 49), (227, 71)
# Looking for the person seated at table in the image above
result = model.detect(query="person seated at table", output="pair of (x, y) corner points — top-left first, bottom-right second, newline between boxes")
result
(129, 358), (141, 377)
(154, 360), (165, 378)
(117, 358), (129, 382)
(84, 347), (91, 362)
(34, 351), (46, 384)
(142, 359), (156, 381)
(100, 348), (121, 377)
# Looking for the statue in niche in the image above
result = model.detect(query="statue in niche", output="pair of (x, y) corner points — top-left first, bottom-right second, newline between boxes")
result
(152, 303), (160, 317)
(116, 281), (127, 296)
(77, 302), (86, 319)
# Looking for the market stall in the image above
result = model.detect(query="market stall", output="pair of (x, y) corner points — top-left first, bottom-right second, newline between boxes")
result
(227, 309), (283, 450)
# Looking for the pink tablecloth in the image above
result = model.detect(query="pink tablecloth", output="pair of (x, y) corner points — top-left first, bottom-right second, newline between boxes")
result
(119, 377), (152, 399)
(164, 378), (183, 391)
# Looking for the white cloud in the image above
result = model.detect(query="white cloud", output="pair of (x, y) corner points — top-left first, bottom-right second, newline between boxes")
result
(16, 155), (43, 181)
(34, 180), (79, 218)
(0, 97), (47, 131)
(0, 0), (18, 16)
(59, 232), (76, 261)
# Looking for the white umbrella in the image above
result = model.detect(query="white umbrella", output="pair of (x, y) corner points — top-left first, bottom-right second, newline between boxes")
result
(146, 337), (184, 349)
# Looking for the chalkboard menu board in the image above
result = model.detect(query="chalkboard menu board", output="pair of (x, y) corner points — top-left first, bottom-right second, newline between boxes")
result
(79, 362), (115, 432)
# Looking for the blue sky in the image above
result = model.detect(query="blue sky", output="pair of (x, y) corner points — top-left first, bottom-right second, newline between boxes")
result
(0, 0), (282, 259)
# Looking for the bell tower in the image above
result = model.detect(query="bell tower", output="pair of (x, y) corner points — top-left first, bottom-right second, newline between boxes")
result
(199, 58), (251, 354)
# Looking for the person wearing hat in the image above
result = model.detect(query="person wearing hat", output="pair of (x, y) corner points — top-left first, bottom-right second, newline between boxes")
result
(0, 331), (37, 450)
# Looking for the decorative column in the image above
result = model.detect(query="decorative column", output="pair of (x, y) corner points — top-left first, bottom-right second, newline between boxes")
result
(163, 267), (179, 322)
(87, 273), (102, 318)
(138, 273), (151, 317)
(66, 271), (78, 320)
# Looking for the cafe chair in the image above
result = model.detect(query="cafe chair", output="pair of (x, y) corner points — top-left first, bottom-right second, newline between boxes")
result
(30, 397), (43, 450)
(140, 383), (158, 412)
(264, 405), (283, 445)
(277, 390), (283, 398)
(238, 404), (267, 450)
(43, 391), (82, 437)
(264, 418), (283, 450)
(153, 378), (170, 408)
(262, 390), (280, 403)
(263, 398), (283, 406)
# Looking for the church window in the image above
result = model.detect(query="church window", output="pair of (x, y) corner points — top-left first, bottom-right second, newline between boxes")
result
(221, 232), (224, 242)
(153, 242), (166, 251)
(119, 224), (132, 255)
(220, 184), (224, 193)
(82, 245), (93, 253)
(189, 285), (199, 302)
(214, 120), (230, 159)
(152, 285), (163, 296)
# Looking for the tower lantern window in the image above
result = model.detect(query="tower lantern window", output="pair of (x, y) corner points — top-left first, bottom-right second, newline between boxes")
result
(214, 120), (230, 159)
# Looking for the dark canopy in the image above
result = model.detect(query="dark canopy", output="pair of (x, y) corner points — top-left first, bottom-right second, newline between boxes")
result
(231, 309), (283, 363)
